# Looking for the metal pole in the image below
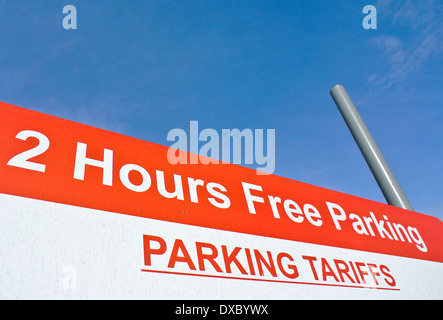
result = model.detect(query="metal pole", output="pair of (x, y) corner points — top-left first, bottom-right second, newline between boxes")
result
(330, 84), (414, 211)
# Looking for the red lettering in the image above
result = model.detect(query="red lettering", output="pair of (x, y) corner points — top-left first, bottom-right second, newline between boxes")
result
(380, 265), (396, 287)
(221, 245), (248, 275)
(196, 242), (223, 272)
(302, 255), (319, 280)
(333, 259), (356, 284)
(367, 263), (381, 285)
(277, 252), (299, 279)
(321, 258), (339, 282)
(167, 239), (196, 270)
(355, 262), (369, 284)
(348, 261), (362, 284)
(142, 234), (398, 290)
(143, 235), (166, 266)
(244, 248), (256, 276)
(254, 250), (277, 277)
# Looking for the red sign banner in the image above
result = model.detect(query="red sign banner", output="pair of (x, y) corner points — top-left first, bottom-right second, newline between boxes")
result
(1, 101), (442, 263)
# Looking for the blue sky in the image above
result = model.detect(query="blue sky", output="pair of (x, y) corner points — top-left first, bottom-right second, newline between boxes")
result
(1, 0), (442, 220)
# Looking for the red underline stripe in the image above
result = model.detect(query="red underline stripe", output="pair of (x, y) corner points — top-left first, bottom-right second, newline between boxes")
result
(141, 268), (400, 291)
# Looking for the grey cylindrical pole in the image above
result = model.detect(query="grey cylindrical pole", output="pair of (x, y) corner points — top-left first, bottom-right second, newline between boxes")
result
(330, 84), (414, 211)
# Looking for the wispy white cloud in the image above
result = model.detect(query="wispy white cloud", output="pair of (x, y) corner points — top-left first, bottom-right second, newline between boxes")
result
(368, 33), (440, 90)
(368, 0), (443, 91)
